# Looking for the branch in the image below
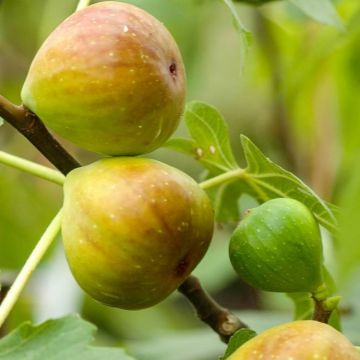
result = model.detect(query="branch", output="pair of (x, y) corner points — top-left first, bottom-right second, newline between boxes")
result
(0, 94), (80, 174)
(179, 276), (248, 343)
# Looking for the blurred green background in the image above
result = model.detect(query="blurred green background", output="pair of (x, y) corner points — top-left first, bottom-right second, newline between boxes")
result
(1, 0), (360, 359)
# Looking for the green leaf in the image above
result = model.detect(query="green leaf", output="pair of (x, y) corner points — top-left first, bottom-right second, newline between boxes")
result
(289, 0), (344, 30)
(221, 329), (257, 359)
(0, 117), (4, 127)
(240, 135), (338, 233)
(164, 137), (196, 157)
(166, 101), (239, 174)
(0, 314), (135, 360)
(286, 292), (313, 320)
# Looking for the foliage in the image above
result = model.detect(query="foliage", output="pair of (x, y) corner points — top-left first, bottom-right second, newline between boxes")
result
(1, 0), (360, 359)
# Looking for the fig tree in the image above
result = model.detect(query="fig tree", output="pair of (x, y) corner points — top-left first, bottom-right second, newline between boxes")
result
(61, 157), (214, 309)
(227, 320), (360, 360)
(21, 1), (186, 155)
(229, 198), (324, 293)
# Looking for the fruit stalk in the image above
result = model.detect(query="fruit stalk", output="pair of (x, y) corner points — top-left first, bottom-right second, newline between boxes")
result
(76, 0), (91, 11)
(0, 151), (65, 185)
(0, 209), (63, 328)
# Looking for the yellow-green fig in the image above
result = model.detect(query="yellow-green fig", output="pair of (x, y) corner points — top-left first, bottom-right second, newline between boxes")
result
(61, 157), (214, 309)
(21, 1), (186, 155)
(227, 320), (360, 360)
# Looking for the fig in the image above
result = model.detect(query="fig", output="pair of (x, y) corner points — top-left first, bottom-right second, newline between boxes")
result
(227, 320), (360, 360)
(61, 157), (214, 309)
(21, 1), (186, 155)
(229, 198), (324, 293)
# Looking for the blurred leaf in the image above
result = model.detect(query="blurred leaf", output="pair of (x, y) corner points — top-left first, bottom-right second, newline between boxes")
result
(214, 182), (243, 222)
(222, 0), (252, 70)
(286, 292), (313, 320)
(126, 328), (226, 360)
(322, 265), (337, 296)
(0, 314), (135, 360)
(0, 171), (60, 268)
(0, 117), (3, 127)
(240, 135), (338, 233)
(289, 0), (344, 30)
(337, 156), (360, 283)
(328, 309), (341, 331)
(126, 310), (291, 360)
(193, 229), (238, 292)
(221, 329), (257, 359)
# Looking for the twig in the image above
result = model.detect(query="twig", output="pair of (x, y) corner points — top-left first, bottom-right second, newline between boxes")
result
(0, 94), (80, 174)
(179, 276), (247, 343)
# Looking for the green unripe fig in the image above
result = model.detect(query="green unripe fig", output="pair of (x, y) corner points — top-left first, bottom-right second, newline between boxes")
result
(21, 1), (186, 155)
(61, 157), (214, 309)
(229, 198), (324, 293)
(227, 320), (360, 360)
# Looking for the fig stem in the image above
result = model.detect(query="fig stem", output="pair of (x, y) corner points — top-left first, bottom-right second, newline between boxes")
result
(199, 168), (245, 190)
(0, 94), (80, 174)
(312, 297), (333, 324)
(76, 0), (91, 11)
(179, 276), (248, 343)
(0, 151), (65, 185)
(0, 209), (63, 328)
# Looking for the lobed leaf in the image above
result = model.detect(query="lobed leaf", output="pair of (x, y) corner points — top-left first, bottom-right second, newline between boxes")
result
(240, 135), (338, 233)
(0, 314), (135, 360)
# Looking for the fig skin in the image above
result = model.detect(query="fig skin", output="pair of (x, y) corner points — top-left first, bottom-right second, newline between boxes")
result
(227, 320), (360, 360)
(61, 157), (214, 309)
(229, 198), (324, 293)
(21, 1), (186, 155)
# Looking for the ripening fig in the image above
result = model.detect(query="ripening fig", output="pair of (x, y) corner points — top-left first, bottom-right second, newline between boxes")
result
(227, 320), (360, 360)
(229, 198), (324, 293)
(21, 1), (186, 155)
(61, 157), (214, 309)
